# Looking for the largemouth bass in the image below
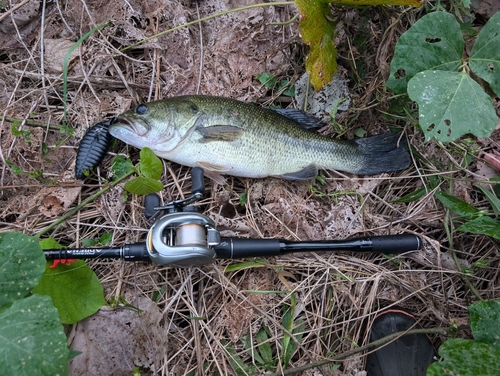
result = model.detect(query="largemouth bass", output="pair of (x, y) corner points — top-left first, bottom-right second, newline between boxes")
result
(109, 95), (410, 180)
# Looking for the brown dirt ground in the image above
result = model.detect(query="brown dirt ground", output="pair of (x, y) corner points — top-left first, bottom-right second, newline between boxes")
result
(1, 1), (499, 375)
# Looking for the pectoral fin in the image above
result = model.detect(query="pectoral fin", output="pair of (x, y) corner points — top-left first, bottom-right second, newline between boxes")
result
(196, 125), (244, 143)
(277, 164), (318, 180)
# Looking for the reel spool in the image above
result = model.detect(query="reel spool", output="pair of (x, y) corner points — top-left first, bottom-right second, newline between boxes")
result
(146, 211), (220, 267)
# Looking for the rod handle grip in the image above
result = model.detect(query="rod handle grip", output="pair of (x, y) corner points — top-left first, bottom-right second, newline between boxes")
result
(370, 234), (421, 253)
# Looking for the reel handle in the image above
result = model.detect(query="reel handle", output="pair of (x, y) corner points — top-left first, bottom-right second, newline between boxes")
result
(191, 167), (205, 196)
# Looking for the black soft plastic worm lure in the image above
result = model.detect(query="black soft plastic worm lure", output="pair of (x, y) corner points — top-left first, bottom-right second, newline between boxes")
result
(75, 118), (116, 179)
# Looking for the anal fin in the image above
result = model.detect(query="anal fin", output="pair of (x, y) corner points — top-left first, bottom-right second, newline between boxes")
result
(278, 164), (318, 180)
(197, 161), (227, 184)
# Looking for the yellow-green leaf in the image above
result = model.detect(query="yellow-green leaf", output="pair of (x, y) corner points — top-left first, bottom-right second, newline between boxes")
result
(295, 0), (422, 91)
(328, 0), (421, 5)
(296, 0), (338, 91)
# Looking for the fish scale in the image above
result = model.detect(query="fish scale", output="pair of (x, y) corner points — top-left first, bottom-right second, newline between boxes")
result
(109, 95), (410, 180)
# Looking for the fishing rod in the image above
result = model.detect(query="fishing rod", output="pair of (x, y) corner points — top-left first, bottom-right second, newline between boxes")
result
(44, 168), (421, 267)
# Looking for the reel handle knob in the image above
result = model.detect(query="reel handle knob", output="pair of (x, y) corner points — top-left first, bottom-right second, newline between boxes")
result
(191, 167), (205, 195)
(145, 193), (161, 219)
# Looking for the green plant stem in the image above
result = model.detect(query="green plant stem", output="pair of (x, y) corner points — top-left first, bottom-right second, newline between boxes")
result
(120, 2), (295, 52)
(3, 116), (63, 131)
(270, 13), (299, 25)
(255, 327), (454, 376)
(452, 251), (485, 302)
(36, 170), (134, 238)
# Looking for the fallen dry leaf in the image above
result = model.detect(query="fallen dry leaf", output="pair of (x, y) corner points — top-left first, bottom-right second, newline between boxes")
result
(44, 38), (82, 74)
(39, 187), (81, 218)
(69, 297), (166, 376)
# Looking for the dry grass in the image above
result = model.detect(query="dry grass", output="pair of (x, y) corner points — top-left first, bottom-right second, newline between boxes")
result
(1, 1), (499, 375)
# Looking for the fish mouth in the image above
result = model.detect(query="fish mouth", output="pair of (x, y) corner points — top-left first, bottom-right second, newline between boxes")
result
(114, 116), (150, 136)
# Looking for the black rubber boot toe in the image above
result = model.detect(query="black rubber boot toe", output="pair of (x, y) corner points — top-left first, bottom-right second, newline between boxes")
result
(366, 309), (436, 376)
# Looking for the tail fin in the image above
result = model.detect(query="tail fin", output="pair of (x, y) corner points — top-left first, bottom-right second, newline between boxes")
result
(354, 132), (411, 175)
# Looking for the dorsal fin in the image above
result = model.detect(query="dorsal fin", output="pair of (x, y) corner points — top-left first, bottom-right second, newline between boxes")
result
(269, 108), (326, 131)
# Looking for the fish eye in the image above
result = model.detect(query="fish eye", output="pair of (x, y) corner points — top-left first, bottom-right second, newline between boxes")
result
(136, 104), (148, 115)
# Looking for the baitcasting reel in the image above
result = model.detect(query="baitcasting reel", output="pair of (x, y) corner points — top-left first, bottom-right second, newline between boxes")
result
(144, 167), (220, 267)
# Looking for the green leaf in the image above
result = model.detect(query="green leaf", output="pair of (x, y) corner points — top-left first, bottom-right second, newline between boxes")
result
(457, 216), (500, 239)
(81, 238), (98, 247)
(222, 339), (258, 375)
(81, 233), (112, 247)
(470, 12), (500, 97)
(393, 187), (428, 203)
(281, 294), (303, 367)
(0, 295), (69, 376)
(255, 327), (274, 366)
(387, 12), (464, 94)
(32, 260), (107, 324)
(354, 127), (367, 138)
(325, 0), (421, 4)
(100, 232), (113, 245)
(295, 0), (338, 91)
(0, 232), (46, 308)
(434, 190), (480, 218)
(124, 176), (164, 195)
(224, 259), (268, 272)
(469, 300), (500, 348)
(427, 338), (500, 376)
(257, 73), (277, 88)
(239, 190), (248, 206)
(111, 155), (134, 179)
(139, 147), (163, 180)
(39, 237), (62, 250)
(477, 184), (500, 216)
(295, 0), (422, 91)
(6, 160), (23, 175)
(408, 70), (497, 142)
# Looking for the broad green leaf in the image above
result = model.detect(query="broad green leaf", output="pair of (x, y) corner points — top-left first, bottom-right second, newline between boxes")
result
(469, 300), (500, 348)
(427, 338), (500, 376)
(112, 155), (134, 179)
(0, 232), (46, 308)
(408, 70), (497, 142)
(295, 0), (338, 91)
(32, 260), (107, 324)
(0, 295), (69, 376)
(457, 216), (500, 239)
(434, 190), (480, 218)
(255, 327), (274, 366)
(470, 12), (500, 97)
(124, 176), (164, 195)
(139, 147), (163, 180)
(387, 12), (464, 94)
